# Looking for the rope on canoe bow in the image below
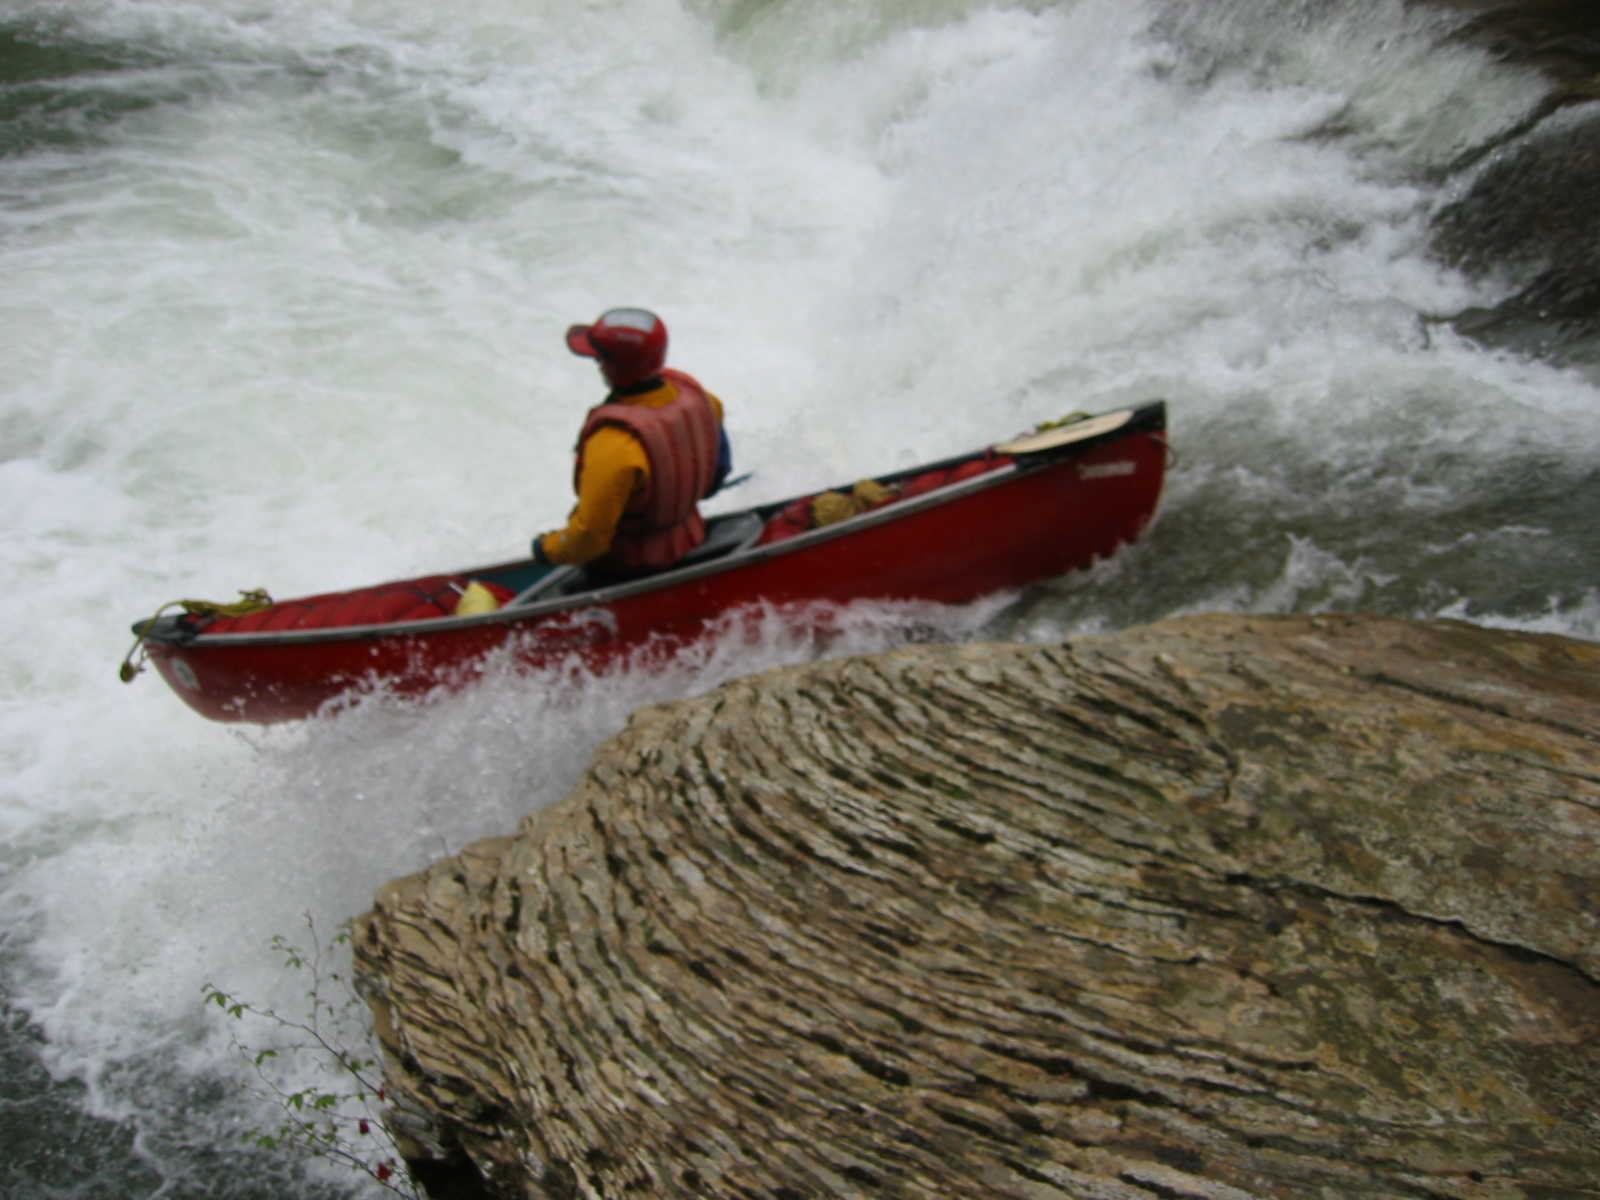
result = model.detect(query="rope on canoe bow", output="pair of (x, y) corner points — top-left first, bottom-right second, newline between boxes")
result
(119, 588), (273, 683)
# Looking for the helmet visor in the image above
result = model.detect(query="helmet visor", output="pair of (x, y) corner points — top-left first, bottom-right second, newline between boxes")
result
(566, 324), (599, 358)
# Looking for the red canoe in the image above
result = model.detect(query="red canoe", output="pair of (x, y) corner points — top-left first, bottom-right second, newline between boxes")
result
(127, 402), (1168, 723)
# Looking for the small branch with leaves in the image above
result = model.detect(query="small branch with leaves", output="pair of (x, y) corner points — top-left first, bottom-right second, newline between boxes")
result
(202, 915), (416, 1197)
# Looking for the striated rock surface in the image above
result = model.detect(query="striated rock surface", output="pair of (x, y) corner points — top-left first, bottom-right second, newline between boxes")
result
(355, 614), (1600, 1199)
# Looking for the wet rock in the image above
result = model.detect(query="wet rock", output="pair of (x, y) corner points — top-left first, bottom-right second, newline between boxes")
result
(355, 614), (1600, 1199)
(1419, 1), (1600, 361)
(1426, 0), (1600, 86)
(1429, 107), (1600, 361)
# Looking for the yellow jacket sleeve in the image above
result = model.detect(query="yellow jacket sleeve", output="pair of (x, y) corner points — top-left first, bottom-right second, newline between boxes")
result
(536, 426), (649, 565)
(534, 381), (725, 566)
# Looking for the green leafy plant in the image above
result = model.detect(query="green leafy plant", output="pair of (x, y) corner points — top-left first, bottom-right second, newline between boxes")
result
(203, 915), (416, 1197)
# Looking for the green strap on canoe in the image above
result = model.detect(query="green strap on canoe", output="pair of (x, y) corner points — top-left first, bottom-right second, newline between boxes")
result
(119, 588), (273, 683)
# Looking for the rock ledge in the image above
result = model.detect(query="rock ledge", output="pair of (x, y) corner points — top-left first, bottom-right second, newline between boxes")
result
(357, 613), (1600, 1199)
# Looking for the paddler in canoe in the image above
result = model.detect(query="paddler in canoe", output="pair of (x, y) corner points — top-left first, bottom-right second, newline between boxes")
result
(530, 307), (734, 581)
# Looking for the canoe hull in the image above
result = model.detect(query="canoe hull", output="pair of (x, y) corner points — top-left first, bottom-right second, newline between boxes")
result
(144, 404), (1168, 723)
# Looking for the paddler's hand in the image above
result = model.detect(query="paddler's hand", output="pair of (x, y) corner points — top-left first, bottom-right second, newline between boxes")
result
(531, 535), (552, 566)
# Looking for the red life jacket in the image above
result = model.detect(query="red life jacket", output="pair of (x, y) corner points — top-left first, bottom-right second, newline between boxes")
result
(574, 368), (721, 570)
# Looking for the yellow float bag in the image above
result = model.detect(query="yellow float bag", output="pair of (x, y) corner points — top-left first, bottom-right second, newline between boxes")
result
(453, 581), (503, 616)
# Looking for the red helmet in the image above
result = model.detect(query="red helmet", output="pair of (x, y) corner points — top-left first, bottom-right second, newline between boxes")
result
(566, 307), (668, 389)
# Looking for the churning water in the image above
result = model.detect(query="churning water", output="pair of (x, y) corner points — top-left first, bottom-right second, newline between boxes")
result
(2, 0), (1596, 1194)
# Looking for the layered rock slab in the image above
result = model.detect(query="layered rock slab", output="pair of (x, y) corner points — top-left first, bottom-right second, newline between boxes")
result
(355, 613), (1600, 1199)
